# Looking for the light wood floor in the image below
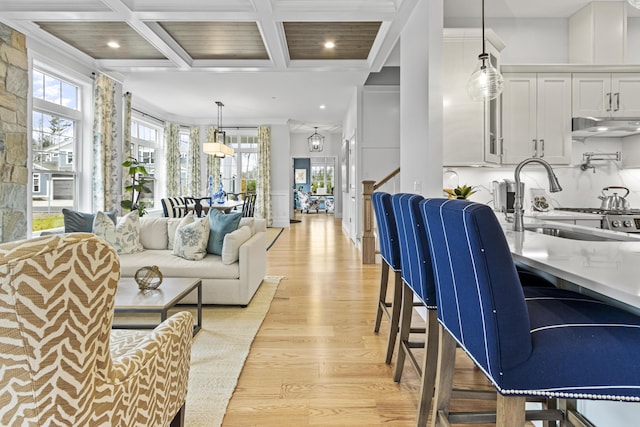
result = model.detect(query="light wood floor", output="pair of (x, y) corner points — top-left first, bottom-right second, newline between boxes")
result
(223, 213), (498, 426)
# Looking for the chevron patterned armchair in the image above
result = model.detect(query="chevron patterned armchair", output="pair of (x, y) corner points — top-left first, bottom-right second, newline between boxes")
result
(0, 233), (193, 427)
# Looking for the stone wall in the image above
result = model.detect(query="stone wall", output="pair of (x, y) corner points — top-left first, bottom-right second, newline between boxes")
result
(0, 23), (28, 243)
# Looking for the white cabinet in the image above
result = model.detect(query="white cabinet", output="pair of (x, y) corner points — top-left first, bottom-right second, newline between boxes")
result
(572, 73), (640, 118)
(442, 29), (504, 166)
(501, 73), (572, 165)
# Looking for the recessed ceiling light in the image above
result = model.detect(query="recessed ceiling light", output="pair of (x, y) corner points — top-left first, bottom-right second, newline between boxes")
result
(319, 105), (326, 109)
(107, 41), (120, 49)
(324, 41), (335, 49)
(597, 127), (608, 131)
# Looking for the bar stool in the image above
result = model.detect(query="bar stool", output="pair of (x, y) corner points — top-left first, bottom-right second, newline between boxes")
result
(391, 193), (439, 426)
(422, 198), (640, 426)
(372, 192), (403, 364)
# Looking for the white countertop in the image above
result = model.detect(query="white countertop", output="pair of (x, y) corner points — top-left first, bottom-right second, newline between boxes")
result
(502, 217), (640, 312)
(524, 210), (603, 220)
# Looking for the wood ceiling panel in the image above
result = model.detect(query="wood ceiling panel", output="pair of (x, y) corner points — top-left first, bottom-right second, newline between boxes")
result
(36, 22), (167, 60)
(284, 22), (381, 60)
(158, 22), (268, 60)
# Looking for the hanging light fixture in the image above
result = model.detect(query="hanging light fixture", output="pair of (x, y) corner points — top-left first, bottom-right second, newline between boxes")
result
(467, 0), (504, 101)
(307, 126), (325, 152)
(628, 0), (640, 9)
(203, 101), (235, 158)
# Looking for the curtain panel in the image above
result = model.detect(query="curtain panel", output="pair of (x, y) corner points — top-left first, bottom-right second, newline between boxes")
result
(165, 122), (181, 197)
(187, 126), (201, 196)
(92, 73), (119, 213)
(122, 92), (132, 193)
(256, 125), (272, 226)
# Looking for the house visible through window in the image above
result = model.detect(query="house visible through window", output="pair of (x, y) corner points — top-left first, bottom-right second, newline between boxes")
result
(31, 69), (80, 232)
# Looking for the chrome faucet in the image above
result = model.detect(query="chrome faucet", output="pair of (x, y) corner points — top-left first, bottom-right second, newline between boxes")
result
(513, 157), (562, 231)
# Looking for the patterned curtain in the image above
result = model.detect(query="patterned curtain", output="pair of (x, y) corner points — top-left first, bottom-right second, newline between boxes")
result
(122, 92), (132, 193)
(206, 127), (220, 190)
(165, 122), (180, 197)
(92, 73), (119, 213)
(188, 126), (201, 196)
(256, 125), (272, 226)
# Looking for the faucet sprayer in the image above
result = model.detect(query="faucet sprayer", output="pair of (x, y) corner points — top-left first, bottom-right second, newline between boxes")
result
(513, 157), (562, 231)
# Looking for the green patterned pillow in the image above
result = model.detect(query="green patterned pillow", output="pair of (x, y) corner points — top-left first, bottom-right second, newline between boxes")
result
(92, 211), (143, 254)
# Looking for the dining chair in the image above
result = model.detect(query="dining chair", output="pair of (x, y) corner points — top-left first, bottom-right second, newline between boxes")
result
(242, 193), (257, 217)
(421, 198), (640, 427)
(391, 193), (439, 426)
(371, 192), (403, 364)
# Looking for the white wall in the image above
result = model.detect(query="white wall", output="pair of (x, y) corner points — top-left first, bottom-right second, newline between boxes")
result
(270, 124), (291, 228)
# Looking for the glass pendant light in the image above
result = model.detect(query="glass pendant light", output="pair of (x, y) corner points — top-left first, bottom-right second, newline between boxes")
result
(467, 0), (504, 101)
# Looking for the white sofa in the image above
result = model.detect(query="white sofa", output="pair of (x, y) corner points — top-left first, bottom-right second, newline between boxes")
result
(118, 216), (266, 306)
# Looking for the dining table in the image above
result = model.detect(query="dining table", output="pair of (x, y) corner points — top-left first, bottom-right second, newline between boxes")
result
(203, 199), (244, 215)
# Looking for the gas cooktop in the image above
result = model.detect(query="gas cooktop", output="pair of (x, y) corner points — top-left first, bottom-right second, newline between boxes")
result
(555, 207), (640, 216)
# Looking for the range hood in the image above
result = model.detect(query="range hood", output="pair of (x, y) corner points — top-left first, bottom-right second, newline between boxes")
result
(572, 117), (640, 138)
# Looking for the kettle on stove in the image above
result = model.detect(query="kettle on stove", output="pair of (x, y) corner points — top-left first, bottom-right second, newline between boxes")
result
(598, 186), (631, 211)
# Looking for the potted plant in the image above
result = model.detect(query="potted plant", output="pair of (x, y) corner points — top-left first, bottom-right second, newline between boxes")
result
(444, 184), (477, 200)
(121, 157), (152, 217)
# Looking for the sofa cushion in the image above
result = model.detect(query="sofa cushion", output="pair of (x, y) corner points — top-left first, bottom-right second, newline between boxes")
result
(238, 217), (255, 236)
(63, 208), (116, 233)
(92, 211), (143, 254)
(119, 250), (240, 280)
(221, 226), (252, 265)
(139, 217), (169, 250)
(207, 209), (242, 255)
(173, 215), (209, 261)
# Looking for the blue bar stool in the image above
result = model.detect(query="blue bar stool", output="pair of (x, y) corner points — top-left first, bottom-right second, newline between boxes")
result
(391, 193), (439, 426)
(422, 198), (640, 426)
(372, 192), (404, 364)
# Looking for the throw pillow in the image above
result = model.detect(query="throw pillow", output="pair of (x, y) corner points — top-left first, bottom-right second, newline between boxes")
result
(92, 211), (143, 254)
(207, 209), (242, 255)
(173, 216), (210, 261)
(63, 208), (117, 233)
(167, 218), (183, 250)
(221, 226), (252, 265)
(238, 217), (255, 236)
(138, 217), (169, 250)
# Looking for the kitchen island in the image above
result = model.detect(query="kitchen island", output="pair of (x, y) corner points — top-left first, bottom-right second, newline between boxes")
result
(501, 215), (640, 427)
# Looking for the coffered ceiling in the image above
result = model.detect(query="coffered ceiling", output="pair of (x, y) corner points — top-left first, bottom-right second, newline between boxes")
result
(0, 0), (636, 132)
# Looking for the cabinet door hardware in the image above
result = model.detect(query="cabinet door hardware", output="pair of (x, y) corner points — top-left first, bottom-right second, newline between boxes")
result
(614, 92), (620, 112)
(532, 139), (538, 157)
(540, 139), (545, 158)
(606, 92), (612, 112)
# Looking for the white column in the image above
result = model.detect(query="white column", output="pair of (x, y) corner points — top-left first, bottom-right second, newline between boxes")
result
(400, 0), (443, 197)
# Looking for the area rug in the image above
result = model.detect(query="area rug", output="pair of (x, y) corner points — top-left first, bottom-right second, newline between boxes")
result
(184, 276), (283, 427)
(265, 227), (284, 250)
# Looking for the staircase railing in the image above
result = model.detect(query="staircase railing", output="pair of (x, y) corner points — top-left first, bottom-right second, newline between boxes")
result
(362, 167), (400, 264)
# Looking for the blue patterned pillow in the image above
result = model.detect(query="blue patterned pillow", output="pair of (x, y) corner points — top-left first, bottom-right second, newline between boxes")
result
(173, 216), (210, 261)
(207, 209), (242, 255)
(92, 211), (143, 254)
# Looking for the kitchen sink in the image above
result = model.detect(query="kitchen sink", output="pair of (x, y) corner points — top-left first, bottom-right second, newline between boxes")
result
(524, 226), (639, 242)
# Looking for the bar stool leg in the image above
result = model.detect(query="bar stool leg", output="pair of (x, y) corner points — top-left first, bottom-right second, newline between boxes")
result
(394, 282), (414, 382)
(385, 270), (403, 364)
(496, 394), (526, 427)
(431, 325), (456, 427)
(374, 261), (390, 333)
(417, 309), (439, 426)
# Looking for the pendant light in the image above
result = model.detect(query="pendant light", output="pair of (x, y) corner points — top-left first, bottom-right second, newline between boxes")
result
(203, 101), (235, 158)
(307, 127), (325, 152)
(467, 0), (504, 101)
(628, 0), (640, 9)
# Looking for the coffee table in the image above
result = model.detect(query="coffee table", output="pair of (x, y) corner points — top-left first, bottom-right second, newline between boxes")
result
(113, 277), (202, 336)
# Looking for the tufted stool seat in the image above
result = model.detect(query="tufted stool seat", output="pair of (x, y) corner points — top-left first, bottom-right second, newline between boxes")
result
(422, 198), (640, 426)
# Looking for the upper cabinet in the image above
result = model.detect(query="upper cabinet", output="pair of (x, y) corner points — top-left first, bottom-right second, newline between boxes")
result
(501, 73), (572, 165)
(572, 73), (640, 118)
(442, 29), (504, 166)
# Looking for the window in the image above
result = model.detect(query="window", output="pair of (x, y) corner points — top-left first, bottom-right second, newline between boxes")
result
(220, 133), (258, 196)
(310, 157), (335, 194)
(31, 69), (81, 232)
(130, 118), (162, 209)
